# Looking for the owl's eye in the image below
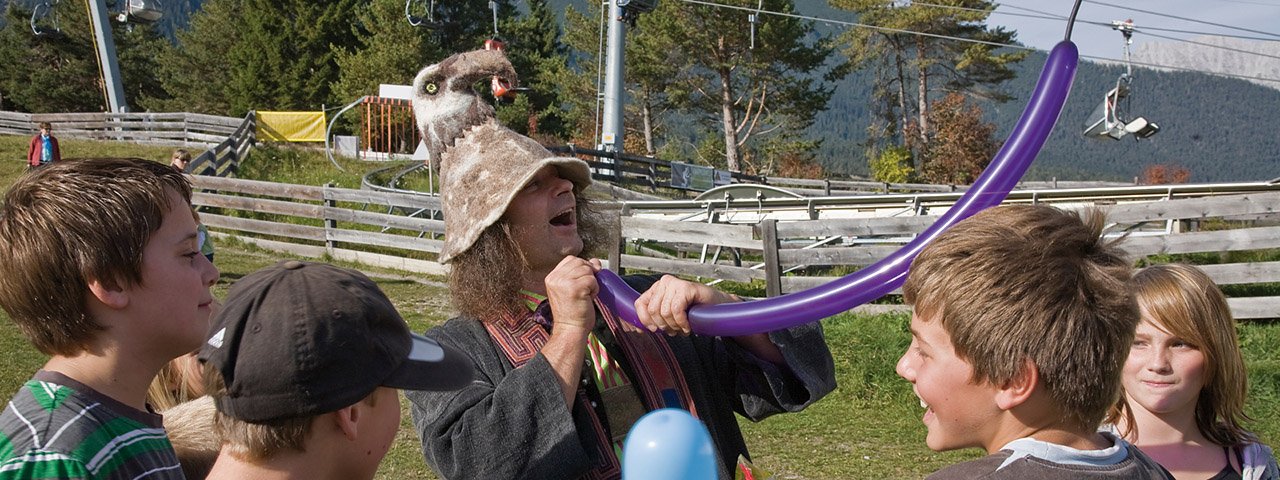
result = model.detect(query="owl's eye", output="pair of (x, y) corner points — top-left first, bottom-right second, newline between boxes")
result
(423, 82), (439, 95)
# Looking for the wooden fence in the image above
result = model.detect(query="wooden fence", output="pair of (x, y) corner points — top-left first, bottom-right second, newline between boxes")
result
(0, 110), (254, 178)
(190, 175), (446, 275)
(182, 172), (1280, 319)
(611, 189), (1280, 319)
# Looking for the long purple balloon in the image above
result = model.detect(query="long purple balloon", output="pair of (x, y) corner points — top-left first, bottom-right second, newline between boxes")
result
(596, 41), (1080, 336)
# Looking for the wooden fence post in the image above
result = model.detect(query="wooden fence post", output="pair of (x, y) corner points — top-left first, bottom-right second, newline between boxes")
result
(324, 182), (337, 254)
(760, 219), (782, 297)
(609, 204), (629, 274)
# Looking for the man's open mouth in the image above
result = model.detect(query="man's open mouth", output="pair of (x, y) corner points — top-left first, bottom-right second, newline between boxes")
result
(550, 209), (575, 226)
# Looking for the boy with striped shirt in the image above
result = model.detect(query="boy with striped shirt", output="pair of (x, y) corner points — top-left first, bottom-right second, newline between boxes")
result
(0, 159), (220, 479)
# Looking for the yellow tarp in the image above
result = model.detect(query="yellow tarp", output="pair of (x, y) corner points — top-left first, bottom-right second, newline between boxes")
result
(256, 111), (327, 142)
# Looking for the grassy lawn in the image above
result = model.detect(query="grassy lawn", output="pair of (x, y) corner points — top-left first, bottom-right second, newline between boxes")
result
(0, 135), (1277, 478)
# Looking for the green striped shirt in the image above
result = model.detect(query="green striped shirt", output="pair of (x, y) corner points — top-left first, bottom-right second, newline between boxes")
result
(0, 371), (183, 479)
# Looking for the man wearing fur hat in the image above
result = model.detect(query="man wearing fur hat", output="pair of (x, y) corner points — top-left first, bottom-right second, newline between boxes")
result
(406, 49), (836, 479)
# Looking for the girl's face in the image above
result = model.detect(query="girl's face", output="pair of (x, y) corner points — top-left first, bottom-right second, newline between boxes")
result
(1122, 318), (1208, 417)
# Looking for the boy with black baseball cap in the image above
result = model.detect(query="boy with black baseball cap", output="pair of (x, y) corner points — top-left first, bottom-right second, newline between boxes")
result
(198, 260), (473, 480)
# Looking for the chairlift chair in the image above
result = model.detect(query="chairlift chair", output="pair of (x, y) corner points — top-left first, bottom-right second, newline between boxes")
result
(1082, 19), (1159, 141)
(30, 0), (62, 37)
(116, 0), (163, 24)
(405, 0), (445, 29)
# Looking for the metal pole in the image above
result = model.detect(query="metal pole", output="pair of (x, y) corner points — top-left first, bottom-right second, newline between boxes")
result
(598, 1), (625, 155)
(87, 0), (128, 113)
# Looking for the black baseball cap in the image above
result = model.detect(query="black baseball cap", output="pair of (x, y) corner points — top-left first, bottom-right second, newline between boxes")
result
(198, 260), (474, 423)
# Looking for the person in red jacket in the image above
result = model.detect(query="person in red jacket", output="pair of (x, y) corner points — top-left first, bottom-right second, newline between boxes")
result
(27, 122), (61, 170)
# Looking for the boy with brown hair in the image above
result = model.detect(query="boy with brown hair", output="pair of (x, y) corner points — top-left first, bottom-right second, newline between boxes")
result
(0, 158), (219, 479)
(897, 205), (1171, 478)
(198, 261), (474, 480)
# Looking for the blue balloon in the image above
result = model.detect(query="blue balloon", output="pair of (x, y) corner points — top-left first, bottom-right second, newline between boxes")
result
(622, 408), (716, 480)
(597, 41), (1080, 337)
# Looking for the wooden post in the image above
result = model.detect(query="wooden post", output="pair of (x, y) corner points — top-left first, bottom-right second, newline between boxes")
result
(609, 204), (629, 274)
(761, 219), (782, 297)
(323, 182), (337, 254)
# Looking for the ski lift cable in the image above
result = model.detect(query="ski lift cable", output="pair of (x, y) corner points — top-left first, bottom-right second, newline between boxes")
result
(676, 0), (1041, 52)
(998, 1), (1280, 42)
(1218, 0), (1280, 6)
(1079, 0), (1280, 39)
(1137, 29), (1280, 61)
(1084, 53), (1280, 84)
(675, 0), (1280, 85)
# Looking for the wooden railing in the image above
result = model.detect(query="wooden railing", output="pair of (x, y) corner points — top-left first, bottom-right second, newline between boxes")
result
(190, 175), (446, 275)
(611, 189), (1280, 319)
(0, 110), (255, 178)
(181, 172), (1280, 319)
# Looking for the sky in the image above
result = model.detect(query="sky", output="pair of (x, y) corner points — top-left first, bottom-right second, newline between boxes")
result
(987, 0), (1280, 61)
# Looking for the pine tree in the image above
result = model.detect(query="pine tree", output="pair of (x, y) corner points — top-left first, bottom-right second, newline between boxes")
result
(833, 0), (1024, 175)
(0, 2), (161, 112)
(640, 0), (840, 173)
(147, 0), (363, 116)
(495, 0), (570, 139)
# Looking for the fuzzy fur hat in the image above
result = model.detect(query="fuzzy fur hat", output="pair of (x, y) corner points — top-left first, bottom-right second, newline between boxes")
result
(412, 49), (592, 264)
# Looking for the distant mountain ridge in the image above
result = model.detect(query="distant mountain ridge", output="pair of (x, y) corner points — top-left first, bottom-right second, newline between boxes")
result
(1133, 36), (1280, 92)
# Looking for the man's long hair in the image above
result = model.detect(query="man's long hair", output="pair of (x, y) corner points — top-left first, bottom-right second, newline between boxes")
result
(449, 196), (609, 320)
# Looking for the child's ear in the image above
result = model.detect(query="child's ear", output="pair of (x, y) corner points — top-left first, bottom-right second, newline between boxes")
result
(334, 405), (360, 441)
(87, 277), (129, 309)
(994, 357), (1038, 410)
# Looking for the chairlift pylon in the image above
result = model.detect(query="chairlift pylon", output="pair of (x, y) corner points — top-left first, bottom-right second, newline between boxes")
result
(30, 0), (62, 37)
(1082, 19), (1160, 141)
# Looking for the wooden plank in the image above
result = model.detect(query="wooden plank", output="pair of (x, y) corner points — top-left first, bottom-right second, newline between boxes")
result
(761, 219), (782, 297)
(31, 112), (109, 122)
(184, 113), (244, 128)
(1106, 192), (1280, 223)
(326, 228), (442, 253)
(323, 206), (445, 234)
(209, 232), (327, 259)
(326, 248), (447, 277)
(200, 214), (327, 241)
(621, 217), (757, 249)
(847, 304), (912, 315)
(619, 254), (764, 282)
(1196, 262), (1280, 285)
(1123, 226), (1280, 257)
(324, 188), (441, 210)
(775, 216), (933, 238)
(192, 192), (324, 218)
(191, 176), (326, 201)
(1227, 296), (1280, 320)
(782, 276), (903, 295)
(186, 132), (232, 143)
(52, 120), (188, 130)
(779, 245), (904, 266)
(0, 111), (32, 122)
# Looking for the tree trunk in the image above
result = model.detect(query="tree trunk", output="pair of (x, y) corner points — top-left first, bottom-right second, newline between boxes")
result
(719, 68), (740, 172)
(893, 37), (909, 148)
(915, 36), (930, 150)
(642, 92), (655, 156)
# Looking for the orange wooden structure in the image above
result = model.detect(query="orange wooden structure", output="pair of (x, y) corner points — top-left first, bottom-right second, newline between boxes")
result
(360, 96), (420, 161)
